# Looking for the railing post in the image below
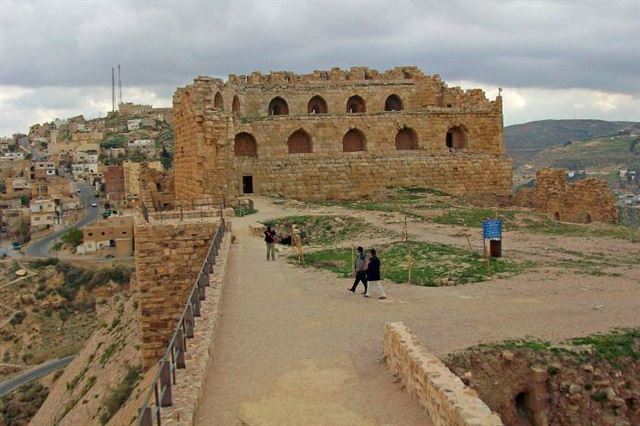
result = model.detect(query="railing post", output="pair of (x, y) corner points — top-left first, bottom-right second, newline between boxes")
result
(192, 288), (202, 317)
(159, 361), (172, 407)
(138, 406), (153, 426)
(175, 328), (186, 369)
(185, 304), (195, 338)
(198, 274), (206, 300)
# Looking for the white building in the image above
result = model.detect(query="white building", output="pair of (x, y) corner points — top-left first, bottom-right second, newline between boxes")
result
(0, 152), (25, 161)
(127, 119), (142, 131)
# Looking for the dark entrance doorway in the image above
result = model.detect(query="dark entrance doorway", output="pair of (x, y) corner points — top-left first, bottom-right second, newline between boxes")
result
(242, 176), (254, 194)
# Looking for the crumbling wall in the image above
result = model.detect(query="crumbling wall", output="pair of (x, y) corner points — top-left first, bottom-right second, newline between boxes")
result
(134, 219), (218, 367)
(139, 163), (174, 210)
(514, 168), (618, 223)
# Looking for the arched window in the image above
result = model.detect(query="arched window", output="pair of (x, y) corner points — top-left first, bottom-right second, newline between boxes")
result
(307, 96), (328, 114)
(342, 129), (366, 152)
(214, 92), (224, 111)
(232, 95), (240, 114)
(346, 95), (366, 113)
(268, 97), (289, 115)
(287, 129), (312, 154)
(234, 132), (257, 157)
(385, 94), (403, 111)
(395, 127), (418, 150)
(445, 126), (468, 151)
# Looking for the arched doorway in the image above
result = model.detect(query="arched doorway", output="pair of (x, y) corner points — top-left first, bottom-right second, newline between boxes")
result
(268, 97), (289, 115)
(232, 95), (240, 114)
(307, 96), (328, 114)
(343, 129), (366, 152)
(553, 211), (560, 221)
(287, 129), (313, 153)
(346, 96), (366, 113)
(395, 127), (418, 150)
(214, 92), (224, 111)
(446, 126), (468, 150)
(385, 94), (403, 111)
(234, 132), (257, 157)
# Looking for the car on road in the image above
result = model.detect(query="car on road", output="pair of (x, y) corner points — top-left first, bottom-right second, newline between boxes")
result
(11, 242), (21, 250)
(76, 189), (81, 193)
(91, 202), (98, 207)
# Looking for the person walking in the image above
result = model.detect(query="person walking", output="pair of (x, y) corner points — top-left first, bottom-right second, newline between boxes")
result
(348, 246), (368, 294)
(264, 226), (277, 261)
(364, 249), (386, 299)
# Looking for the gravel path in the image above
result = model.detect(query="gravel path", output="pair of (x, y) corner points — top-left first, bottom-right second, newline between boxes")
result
(194, 197), (640, 426)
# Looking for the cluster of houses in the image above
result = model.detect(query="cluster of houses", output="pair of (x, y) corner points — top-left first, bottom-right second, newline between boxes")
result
(0, 103), (173, 256)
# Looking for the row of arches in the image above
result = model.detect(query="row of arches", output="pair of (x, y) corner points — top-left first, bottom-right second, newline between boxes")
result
(234, 126), (468, 156)
(213, 91), (405, 116)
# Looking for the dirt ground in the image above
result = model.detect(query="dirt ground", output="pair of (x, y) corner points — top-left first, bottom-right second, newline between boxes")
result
(194, 197), (640, 425)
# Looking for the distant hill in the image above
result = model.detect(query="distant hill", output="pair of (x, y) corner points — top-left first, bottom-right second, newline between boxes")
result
(505, 119), (637, 166)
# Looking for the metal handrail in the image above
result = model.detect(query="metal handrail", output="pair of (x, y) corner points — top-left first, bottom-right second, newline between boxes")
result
(136, 208), (225, 426)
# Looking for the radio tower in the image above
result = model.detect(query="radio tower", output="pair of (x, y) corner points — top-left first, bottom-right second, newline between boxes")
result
(118, 64), (123, 106)
(111, 67), (115, 112)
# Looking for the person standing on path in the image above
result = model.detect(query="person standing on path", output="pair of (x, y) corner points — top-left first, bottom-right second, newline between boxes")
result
(264, 226), (277, 261)
(364, 249), (386, 299)
(348, 246), (368, 294)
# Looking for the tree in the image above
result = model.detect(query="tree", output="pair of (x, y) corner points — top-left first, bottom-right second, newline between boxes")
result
(161, 146), (173, 170)
(61, 227), (83, 247)
(20, 195), (29, 206)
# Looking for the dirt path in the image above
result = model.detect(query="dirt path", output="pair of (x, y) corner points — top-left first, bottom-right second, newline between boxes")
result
(194, 197), (640, 426)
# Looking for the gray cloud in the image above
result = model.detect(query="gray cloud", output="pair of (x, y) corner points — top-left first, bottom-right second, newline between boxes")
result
(1, 0), (639, 135)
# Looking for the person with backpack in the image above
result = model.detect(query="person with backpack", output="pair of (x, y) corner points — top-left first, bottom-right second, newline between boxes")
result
(364, 249), (386, 299)
(348, 246), (368, 294)
(264, 226), (277, 261)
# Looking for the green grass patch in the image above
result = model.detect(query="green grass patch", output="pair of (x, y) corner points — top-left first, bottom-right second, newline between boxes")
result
(523, 217), (640, 241)
(234, 205), (257, 217)
(434, 208), (519, 230)
(98, 364), (142, 424)
(262, 215), (381, 245)
(570, 329), (640, 365)
(300, 241), (532, 286)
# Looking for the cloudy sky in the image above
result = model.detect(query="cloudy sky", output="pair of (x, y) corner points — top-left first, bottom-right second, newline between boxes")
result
(1, 0), (638, 136)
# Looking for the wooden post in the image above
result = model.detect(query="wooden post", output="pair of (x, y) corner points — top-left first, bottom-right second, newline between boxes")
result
(407, 246), (413, 285)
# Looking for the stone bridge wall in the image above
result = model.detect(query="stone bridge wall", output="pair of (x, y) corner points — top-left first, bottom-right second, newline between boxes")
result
(384, 322), (503, 426)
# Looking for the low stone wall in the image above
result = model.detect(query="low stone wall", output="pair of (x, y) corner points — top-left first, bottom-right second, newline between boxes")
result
(384, 322), (503, 426)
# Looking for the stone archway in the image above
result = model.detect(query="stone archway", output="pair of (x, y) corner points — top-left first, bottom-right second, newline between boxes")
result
(307, 96), (328, 114)
(232, 95), (240, 114)
(268, 97), (289, 115)
(395, 127), (418, 150)
(343, 128), (366, 152)
(214, 92), (224, 111)
(234, 132), (258, 157)
(287, 129), (313, 154)
(385, 94), (403, 111)
(346, 96), (366, 113)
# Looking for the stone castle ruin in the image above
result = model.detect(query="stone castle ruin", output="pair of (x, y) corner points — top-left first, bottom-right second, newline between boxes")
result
(514, 168), (618, 223)
(172, 66), (512, 204)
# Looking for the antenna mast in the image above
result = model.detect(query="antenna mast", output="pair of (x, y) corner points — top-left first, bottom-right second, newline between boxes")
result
(118, 64), (123, 106)
(111, 67), (115, 113)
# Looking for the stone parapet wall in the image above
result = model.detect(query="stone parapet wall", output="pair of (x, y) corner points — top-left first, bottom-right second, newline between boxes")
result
(134, 218), (219, 367)
(235, 154), (512, 200)
(384, 322), (503, 426)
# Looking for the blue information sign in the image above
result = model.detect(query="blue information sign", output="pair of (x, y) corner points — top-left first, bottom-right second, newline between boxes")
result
(482, 219), (502, 239)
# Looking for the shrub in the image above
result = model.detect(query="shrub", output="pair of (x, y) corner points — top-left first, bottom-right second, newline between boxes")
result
(61, 227), (83, 247)
(9, 311), (27, 326)
(99, 365), (142, 424)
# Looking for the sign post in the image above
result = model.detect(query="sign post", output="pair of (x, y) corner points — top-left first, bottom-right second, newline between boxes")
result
(482, 219), (503, 258)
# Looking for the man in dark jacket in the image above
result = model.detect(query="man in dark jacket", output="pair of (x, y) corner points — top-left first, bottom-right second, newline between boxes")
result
(264, 226), (277, 260)
(348, 246), (368, 294)
(364, 249), (386, 299)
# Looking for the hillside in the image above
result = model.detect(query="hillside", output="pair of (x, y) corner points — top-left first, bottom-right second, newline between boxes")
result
(505, 119), (637, 166)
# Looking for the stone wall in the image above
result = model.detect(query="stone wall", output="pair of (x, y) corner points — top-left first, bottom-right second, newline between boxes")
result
(134, 218), (218, 367)
(514, 168), (618, 223)
(172, 66), (512, 205)
(384, 322), (503, 426)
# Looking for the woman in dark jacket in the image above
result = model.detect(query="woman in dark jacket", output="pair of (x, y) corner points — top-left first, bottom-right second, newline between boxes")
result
(364, 249), (386, 299)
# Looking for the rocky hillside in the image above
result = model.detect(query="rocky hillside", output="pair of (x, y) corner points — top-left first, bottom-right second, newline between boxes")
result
(30, 287), (155, 426)
(505, 119), (637, 166)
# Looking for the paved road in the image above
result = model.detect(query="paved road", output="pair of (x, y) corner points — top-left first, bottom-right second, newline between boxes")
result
(0, 356), (74, 397)
(25, 183), (101, 258)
